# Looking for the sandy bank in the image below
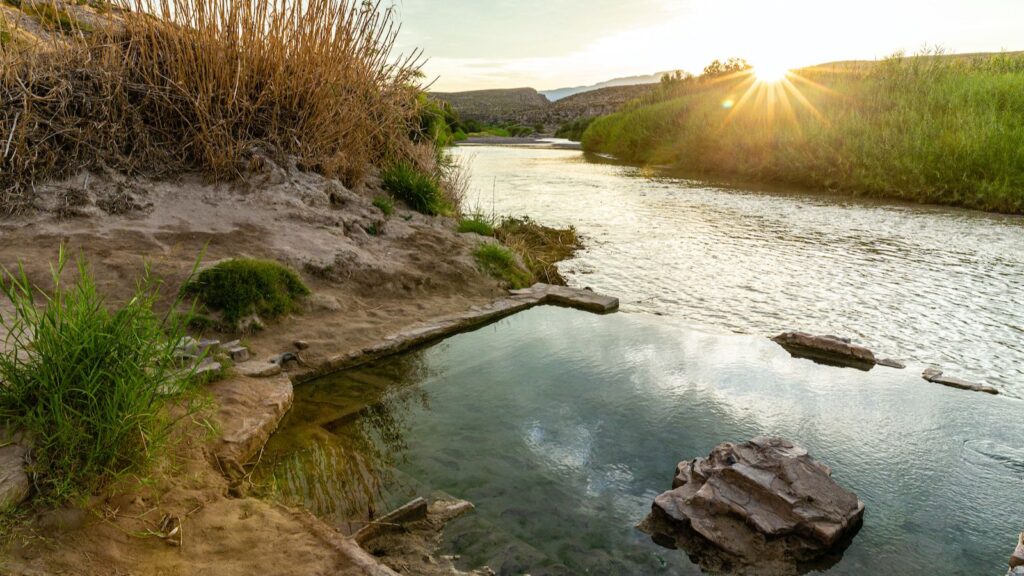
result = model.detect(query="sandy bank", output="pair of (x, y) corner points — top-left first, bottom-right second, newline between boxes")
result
(0, 156), (519, 575)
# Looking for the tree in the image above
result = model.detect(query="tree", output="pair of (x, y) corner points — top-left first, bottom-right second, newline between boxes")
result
(701, 57), (752, 79)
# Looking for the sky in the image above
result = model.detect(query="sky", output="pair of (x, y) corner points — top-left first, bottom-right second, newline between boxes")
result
(391, 0), (1024, 92)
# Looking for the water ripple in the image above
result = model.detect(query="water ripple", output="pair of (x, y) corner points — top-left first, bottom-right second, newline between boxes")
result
(458, 146), (1024, 397)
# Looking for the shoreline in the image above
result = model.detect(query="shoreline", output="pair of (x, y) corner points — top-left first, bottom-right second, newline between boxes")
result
(457, 136), (582, 150)
(0, 159), (591, 575)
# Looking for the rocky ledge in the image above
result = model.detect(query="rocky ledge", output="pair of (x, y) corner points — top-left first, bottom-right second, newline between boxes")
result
(639, 437), (864, 576)
(771, 332), (880, 371)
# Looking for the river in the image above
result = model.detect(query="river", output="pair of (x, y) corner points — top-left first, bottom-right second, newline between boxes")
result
(455, 143), (1024, 398)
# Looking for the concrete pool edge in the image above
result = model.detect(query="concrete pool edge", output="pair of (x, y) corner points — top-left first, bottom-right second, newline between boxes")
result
(286, 283), (619, 385)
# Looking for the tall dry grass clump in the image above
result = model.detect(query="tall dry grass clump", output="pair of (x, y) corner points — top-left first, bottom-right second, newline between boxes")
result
(1, 0), (429, 212)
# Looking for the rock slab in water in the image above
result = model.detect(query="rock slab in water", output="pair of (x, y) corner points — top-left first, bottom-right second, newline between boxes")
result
(639, 437), (865, 575)
(771, 332), (876, 370)
(922, 368), (999, 395)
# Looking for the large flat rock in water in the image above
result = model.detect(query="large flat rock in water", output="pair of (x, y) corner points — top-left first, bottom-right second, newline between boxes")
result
(639, 437), (864, 576)
(209, 373), (294, 474)
(772, 332), (877, 371)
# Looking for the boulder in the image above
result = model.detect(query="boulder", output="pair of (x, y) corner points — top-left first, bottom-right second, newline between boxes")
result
(639, 437), (864, 576)
(771, 332), (876, 371)
(922, 368), (999, 395)
(1011, 532), (1024, 569)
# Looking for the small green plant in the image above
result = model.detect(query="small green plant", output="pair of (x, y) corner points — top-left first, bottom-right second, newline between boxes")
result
(0, 248), (193, 502)
(0, 17), (11, 47)
(457, 214), (495, 236)
(182, 259), (309, 327)
(381, 162), (447, 215)
(473, 244), (532, 289)
(23, 2), (89, 33)
(372, 195), (394, 216)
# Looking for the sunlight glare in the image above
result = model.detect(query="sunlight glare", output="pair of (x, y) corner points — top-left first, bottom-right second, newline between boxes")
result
(754, 62), (790, 83)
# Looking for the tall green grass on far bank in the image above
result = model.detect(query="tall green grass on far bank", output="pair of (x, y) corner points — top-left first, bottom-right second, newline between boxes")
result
(582, 52), (1024, 213)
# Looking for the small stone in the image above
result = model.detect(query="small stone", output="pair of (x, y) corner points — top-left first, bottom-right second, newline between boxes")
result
(197, 339), (221, 355)
(236, 362), (282, 378)
(876, 358), (906, 369)
(294, 340), (310, 350)
(922, 368), (999, 395)
(238, 314), (265, 333)
(269, 352), (299, 369)
(195, 359), (223, 379)
(227, 346), (250, 363)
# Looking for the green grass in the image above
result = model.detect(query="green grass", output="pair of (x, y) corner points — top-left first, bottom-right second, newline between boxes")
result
(22, 2), (90, 33)
(182, 259), (309, 328)
(372, 195), (394, 216)
(381, 162), (449, 215)
(0, 249), (193, 502)
(555, 117), (595, 142)
(582, 52), (1024, 213)
(473, 244), (531, 289)
(457, 214), (494, 236)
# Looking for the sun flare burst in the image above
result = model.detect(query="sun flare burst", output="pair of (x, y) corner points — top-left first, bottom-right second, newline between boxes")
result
(754, 62), (790, 84)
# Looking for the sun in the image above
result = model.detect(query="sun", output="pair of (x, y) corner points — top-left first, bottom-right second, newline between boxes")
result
(754, 62), (791, 83)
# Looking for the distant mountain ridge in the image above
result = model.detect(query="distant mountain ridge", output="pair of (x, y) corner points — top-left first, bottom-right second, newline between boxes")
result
(539, 72), (669, 101)
(432, 84), (658, 127)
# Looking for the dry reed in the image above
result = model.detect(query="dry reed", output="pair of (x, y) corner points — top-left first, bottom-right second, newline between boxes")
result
(1, 0), (430, 212)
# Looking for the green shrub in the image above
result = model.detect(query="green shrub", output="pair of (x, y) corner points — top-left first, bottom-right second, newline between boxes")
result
(474, 244), (531, 289)
(0, 249), (192, 502)
(372, 195), (394, 216)
(555, 117), (595, 141)
(457, 215), (494, 236)
(182, 259), (309, 327)
(381, 162), (447, 215)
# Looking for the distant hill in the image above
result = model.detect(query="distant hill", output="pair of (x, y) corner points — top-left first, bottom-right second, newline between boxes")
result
(430, 88), (549, 124)
(432, 84), (659, 127)
(540, 72), (668, 101)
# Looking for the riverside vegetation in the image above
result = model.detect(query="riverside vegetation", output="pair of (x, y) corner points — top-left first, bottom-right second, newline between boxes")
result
(0, 0), (579, 530)
(0, 0), (436, 211)
(582, 52), (1024, 213)
(0, 249), (197, 503)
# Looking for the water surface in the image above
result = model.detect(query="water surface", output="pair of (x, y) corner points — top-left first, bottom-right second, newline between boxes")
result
(456, 146), (1024, 396)
(260, 308), (1024, 575)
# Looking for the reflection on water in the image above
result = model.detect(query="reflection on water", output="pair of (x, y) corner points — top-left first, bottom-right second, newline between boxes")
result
(260, 308), (1024, 575)
(256, 352), (431, 531)
(455, 146), (1024, 396)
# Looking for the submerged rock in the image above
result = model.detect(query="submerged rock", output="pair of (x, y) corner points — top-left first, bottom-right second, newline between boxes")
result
(771, 332), (877, 371)
(639, 437), (864, 576)
(922, 368), (999, 395)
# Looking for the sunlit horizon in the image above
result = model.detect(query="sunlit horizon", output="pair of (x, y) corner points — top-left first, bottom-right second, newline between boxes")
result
(395, 0), (1024, 92)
